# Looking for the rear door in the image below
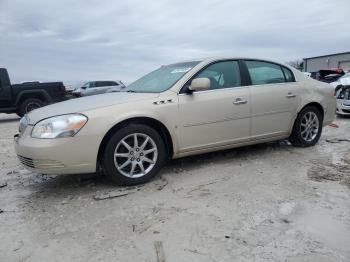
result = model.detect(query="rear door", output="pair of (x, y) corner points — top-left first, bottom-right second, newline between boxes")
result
(244, 60), (300, 139)
(178, 60), (251, 153)
(102, 81), (119, 93)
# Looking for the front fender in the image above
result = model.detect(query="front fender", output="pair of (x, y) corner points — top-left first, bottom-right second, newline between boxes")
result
(81, 102), (180, 160)
(108, 112), (179, 153)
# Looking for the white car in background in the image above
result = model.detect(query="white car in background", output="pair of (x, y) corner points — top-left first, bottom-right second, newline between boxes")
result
(72, 80), (125, 97)
(331, 73), (350, 116)
(330, 73), (350, 88)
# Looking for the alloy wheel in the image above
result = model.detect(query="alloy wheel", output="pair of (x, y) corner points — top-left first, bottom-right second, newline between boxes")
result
(300, 111), (319, 142)
(113, 133), (158, 178)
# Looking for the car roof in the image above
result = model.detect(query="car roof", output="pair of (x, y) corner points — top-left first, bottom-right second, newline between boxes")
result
(171, 57), (291, 67)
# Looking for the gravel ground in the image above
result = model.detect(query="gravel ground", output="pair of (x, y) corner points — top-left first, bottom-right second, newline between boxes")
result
(0, 113), (350, 262)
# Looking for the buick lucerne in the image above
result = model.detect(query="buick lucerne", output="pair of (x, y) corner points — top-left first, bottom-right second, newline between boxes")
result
(14, 58), (336, 185)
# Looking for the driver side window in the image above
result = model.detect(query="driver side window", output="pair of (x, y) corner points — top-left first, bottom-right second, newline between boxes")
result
(194, 61), (241, 90)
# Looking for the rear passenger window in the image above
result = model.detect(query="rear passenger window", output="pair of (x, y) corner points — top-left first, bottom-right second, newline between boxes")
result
(282, 67), (295, 82)
(245, 61), (285, 85)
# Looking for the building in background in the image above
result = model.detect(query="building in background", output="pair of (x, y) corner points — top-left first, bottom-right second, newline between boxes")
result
(303, 52), (350, 72)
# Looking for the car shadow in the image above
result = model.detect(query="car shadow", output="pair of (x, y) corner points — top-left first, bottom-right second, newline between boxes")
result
(25, 172), (115, 204)
(25, 140), (293, 202)
(166, 140), (293, 172)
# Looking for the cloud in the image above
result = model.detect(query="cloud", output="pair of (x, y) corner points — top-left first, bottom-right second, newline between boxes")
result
(0, 0), (349, 85)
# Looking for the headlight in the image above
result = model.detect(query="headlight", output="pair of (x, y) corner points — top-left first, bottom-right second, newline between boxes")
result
(31, 114), (88, 139)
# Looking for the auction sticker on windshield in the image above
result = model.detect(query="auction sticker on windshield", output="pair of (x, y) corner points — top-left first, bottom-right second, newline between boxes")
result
(171, 67), (192, 74)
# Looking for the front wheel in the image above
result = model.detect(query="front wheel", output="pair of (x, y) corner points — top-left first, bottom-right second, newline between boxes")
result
(103, 124), (167, 186)
(289, 106), (323, 147)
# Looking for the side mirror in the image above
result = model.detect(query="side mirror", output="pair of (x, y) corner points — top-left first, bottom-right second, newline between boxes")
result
(81, 86), (87, 89)
(188, 78), (210, 92)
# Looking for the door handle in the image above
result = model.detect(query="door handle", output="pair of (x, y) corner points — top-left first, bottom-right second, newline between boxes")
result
(233, 98), (247, 105)
(286, 92), (296, 98)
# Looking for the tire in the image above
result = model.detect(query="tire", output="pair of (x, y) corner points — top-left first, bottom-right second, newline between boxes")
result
(103, 124), (167, 186)
(289, 106), (323, 147)
(17, 98), (45, 117)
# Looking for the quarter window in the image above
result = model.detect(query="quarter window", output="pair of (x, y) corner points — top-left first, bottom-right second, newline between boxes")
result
(282, 67), (295, 82)
(194, 61), (241, 90)
(245, 61), (286, 85)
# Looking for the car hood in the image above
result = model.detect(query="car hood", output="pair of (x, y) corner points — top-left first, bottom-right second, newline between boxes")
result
(27, 92), (159, 124)
(339, 77), (350, 86)
(331, 77), (350, 87)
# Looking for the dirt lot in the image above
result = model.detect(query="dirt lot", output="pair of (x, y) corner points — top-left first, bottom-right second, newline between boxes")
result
(0, 113), (350, 262)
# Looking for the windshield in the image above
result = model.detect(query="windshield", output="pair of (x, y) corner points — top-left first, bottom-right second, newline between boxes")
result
(81, 82), (90, 88)
(127, 61), (200, 93)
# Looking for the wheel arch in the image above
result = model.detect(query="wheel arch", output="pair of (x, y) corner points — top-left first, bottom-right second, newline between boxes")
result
(289, 101), (325, 135)
(15, 90), (52, 107)
(298, 102), (324, 119)
(97, 117), (175, 166)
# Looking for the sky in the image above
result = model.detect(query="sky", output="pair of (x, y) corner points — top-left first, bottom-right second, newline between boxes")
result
(0, 0), (349, 87)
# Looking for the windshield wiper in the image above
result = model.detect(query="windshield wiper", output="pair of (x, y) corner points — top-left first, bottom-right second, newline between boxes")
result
(126, 90), (137, 93)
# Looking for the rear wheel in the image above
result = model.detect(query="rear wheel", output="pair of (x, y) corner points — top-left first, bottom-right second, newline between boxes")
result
(289, 106), (323, 147)
(103, 124), (167, 186)
(17, 98), (45, 117)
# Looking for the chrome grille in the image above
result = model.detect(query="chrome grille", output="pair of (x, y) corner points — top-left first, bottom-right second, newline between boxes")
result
(17, 155), (64, 169)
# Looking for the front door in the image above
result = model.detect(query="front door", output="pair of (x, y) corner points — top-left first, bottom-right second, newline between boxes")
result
(94, 82), (110, 95)
(178, 60), (251, 153)
(83, 82), (98, 96)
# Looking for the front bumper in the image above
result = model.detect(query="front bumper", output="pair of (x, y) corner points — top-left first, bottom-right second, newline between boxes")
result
(14, 126), (98, 175)
(71, 92), (82, 97)
(336, 104), (350, 115)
